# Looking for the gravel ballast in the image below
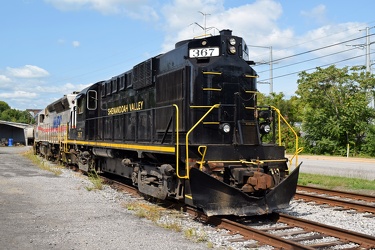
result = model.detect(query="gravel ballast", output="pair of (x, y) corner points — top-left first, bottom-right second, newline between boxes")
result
(1, 146), (374, 249)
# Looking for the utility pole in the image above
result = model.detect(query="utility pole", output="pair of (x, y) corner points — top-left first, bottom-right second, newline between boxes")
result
(348, 27), (375, 108)
(363, 26), (375, 72)
(248, 45), (274, 93)
(363, 27), (375, 108)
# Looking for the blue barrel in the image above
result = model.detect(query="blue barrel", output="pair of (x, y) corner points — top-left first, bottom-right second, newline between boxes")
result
(8, 138), (13, 146)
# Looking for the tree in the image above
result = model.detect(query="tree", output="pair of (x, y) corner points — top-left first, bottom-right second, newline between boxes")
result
(258, 92), (303, 125)
(0, 100), (35, 124)
(0, 101), (10, 113)
(296, 65), (375, 156)
(257, 92), (303, 153)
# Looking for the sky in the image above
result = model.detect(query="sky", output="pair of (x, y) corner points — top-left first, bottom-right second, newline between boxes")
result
(1, 0), (375, 111)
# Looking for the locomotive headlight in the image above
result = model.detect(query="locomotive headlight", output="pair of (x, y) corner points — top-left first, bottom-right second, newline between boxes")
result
(220, 123), (231, 133)
(229, 38), (236, 45)
(229, 46), (236, 54)
(260, 123), (271, 134)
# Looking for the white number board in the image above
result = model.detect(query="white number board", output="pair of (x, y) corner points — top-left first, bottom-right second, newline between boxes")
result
(189, 47), (220, 58)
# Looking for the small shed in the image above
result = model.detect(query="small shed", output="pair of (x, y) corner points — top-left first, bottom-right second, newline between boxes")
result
(0, 120), (34, 146)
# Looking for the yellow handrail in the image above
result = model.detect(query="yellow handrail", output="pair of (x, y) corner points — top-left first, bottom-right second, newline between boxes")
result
(244, 74), (259, 78)
(202, 88), (222, 91)
(173, 104), (184, 179)
(270, 106), (303, 169)
(184, 104), (220, 179)
(197, 146), (207, 171)
(202, 71), (222, 75)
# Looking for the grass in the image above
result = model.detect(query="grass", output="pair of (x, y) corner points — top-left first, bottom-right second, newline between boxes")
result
(86, 169), (104, 191)
(122, 200), (211, 244)
(23, 149), (104, 190)
(22, 150), (63, 176)
(298, 172), (375, 191)
(123, 201), (162, 222)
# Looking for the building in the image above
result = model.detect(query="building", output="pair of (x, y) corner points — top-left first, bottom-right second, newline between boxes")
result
(0, 120), (34, 146)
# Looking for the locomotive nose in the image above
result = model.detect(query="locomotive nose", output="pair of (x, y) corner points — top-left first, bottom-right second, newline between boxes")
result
(218, 83), (259, 145)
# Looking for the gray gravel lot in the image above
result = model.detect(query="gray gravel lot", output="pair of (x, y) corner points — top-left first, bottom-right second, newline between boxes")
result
(0, 146), (209, 250)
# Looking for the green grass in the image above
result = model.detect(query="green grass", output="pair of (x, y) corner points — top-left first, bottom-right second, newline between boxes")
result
(86, 169), (104, 191)
(298, 173), (375, 191)
(23, 150), (63, 176)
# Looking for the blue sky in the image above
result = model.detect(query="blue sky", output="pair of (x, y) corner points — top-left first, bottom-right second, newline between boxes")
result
(1, 0), (375, 110)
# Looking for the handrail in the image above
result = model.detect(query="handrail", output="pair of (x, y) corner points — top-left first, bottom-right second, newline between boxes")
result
(173, 104), (184, 179)
(270, 106), (303, 169)
(202, 88), (222, 91)
(202, 71), (222, 75)
(184, 104), (220, 179)
(244, 74), (259, 78)
(197, 146), (207, 171)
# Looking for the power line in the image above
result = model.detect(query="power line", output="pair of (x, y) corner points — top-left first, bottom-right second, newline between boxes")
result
(258, 51), (375, 82)
(258, 33), (375, 65)
(257, 46), (359, 74)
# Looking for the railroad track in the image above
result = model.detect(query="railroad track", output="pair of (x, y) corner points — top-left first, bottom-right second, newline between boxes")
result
(296, 185), (375, 214)
(187, 208), (375, 249)
(98, 174), (375, 249)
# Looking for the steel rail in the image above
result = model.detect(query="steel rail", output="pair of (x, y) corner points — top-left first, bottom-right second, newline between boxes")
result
(294, 192), (375, 214)
(185, 207), (314, 250)
(216, 217), (315, 250)
(297, 185), (375, 203)
(278, 213), (375, 249)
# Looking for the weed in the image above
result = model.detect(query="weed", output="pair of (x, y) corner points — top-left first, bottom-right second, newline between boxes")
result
(161, 221), (182, 232)
(86, 169), (103, 190)
(184, 228), (196, 238)
(123, 201), (162, 222)
(207, 241), (214, 248)
(23, 150), (63, 176)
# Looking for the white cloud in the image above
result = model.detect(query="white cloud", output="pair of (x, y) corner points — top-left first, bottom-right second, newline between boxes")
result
(301, 4), (328, 25)
(0, 75), (12, 83)
(62, 82), (91, 93)
(299, 22), (366, 64)
(45, 0), (158, 20)
(0, 91), (37, 99)
(160, 0), (292, 60)
(72, 40), (80, 47)
(6, 65), (49, 78)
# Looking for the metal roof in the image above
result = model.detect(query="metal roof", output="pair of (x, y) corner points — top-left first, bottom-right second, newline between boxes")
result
(0, 120), (33, 129)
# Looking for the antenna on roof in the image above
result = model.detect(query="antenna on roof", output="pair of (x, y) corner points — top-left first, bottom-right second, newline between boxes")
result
(189, 11), (219, 37)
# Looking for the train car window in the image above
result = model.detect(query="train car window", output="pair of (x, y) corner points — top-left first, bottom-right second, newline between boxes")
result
(87, 90), (97, 110)
(101, 82), (106, 97)
(242, 42), (249, 61)
(77, 97), (84, 114)
(39, 114), (45, 124)
(119, 75), (125, 90)
(112, 78), (118, 93)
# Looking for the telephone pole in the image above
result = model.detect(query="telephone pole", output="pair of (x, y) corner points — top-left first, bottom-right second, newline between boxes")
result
(348, 27), (375, 108)
(363, 27), (375, 108)
(363, 26), (375, 72)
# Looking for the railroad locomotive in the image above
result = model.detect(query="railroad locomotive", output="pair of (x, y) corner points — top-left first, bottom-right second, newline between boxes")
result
(34, 29), (301, 216)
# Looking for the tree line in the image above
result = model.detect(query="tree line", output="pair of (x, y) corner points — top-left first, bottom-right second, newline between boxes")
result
(0, 101), (35, 124)
(260, 65), (375, 157)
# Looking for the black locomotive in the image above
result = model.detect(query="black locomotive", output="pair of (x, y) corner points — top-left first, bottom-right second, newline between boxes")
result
(35, 29), (301, 216)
